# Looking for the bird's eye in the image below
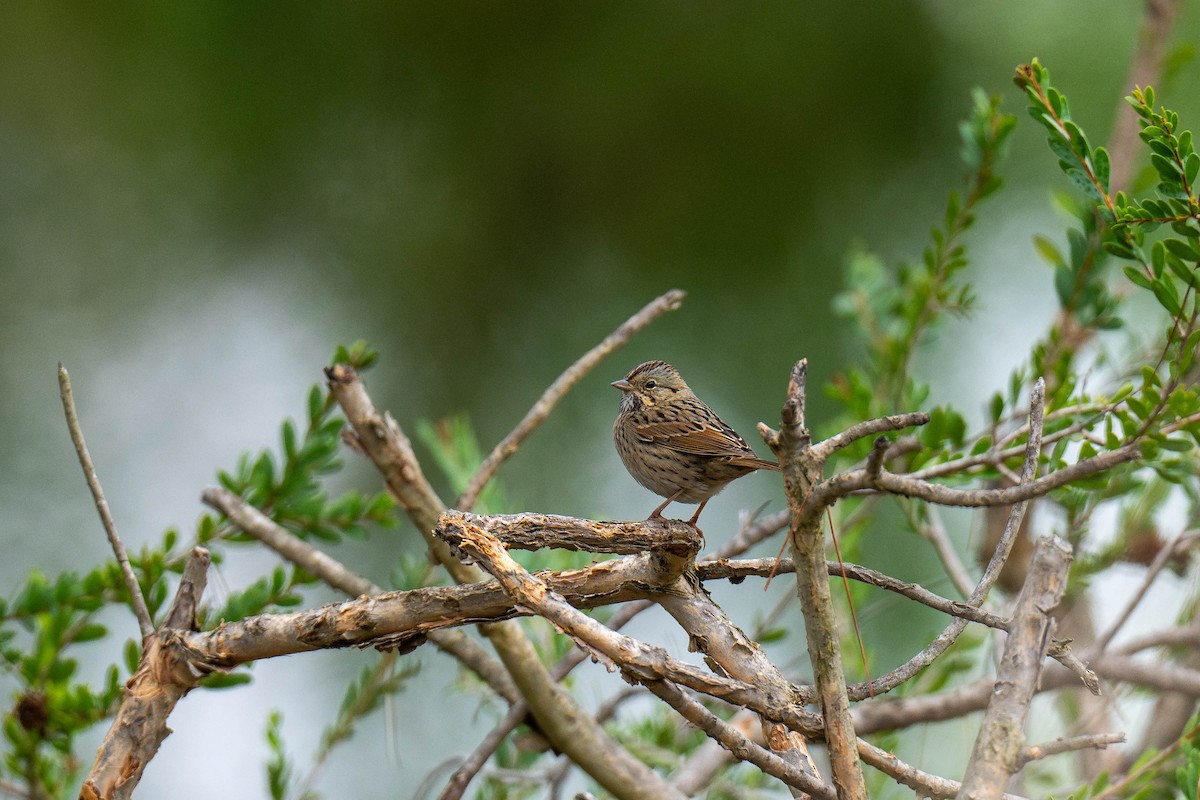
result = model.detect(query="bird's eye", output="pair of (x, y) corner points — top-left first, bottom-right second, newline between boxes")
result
(644, 380), (657, 389)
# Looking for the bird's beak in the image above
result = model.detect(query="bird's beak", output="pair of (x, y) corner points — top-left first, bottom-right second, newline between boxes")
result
(611, 379), (633, 392)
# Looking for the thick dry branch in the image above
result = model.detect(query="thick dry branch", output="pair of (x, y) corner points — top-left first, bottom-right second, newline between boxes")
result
(441, 517), (694, 800)
(440, 516), (818, 720)
(959, 535), (1073, 800)
(202, 486), (520, 704)
(324, 363), (452, 564)
(181, 550), (694, 664)
(456, 289), (685, 511)
(438, 510), (701, 557)
(80, 548), (211, 800)
(770, 358), (868, 800)
(59, 364), (155, 641)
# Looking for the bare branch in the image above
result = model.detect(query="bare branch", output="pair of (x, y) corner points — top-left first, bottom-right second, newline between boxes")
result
(852, 643), (1190, 736)
(772, 358), (868, 800)
(1091, 531), (1200, 655)
(439, 509), (701, 557)
(856, 740), (1028, 800)
(701, 558), (1008, 629)
(905, 402), (1113, 482)
(973, 378), (1045, 600)
(162, 546), (210, 631)
(865, 434), (889, 482)
(645, 680), (836, 800)
(702, 556), (1094, 692)
(325, 363), (454, 567)
(58, 364), (154, 641)
(181, 550), (691, 663)
(656, 575), (831, 798)
(202, 486), (521, 704)
(960, 535), (1073, 799)
(916, 504), (976, 598)
(441, 518), (701, 800)
(1018, 732), (1126, 767)
(203, 486), (375, 596)
(810, 412), (931, 463)
(813, 442), (1138, 514)
(456, 289), (686, 510)
(438, 703), (528, 800)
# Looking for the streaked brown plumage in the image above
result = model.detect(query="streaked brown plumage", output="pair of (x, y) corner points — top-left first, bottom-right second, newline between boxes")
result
(612, 360), (779, 525)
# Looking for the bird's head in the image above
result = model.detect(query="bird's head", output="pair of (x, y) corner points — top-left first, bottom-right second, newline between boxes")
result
(611, 360), (691, 412)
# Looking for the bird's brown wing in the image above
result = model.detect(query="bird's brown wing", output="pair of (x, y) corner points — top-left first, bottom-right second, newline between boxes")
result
(633, 413), (780, 471)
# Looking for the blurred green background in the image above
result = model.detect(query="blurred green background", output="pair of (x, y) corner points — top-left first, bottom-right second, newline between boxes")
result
(2, 3), (1196, 797)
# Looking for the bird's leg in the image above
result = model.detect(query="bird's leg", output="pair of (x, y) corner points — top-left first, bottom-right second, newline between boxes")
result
(685, 499), (710, 547)
(649, 488), (686, 520)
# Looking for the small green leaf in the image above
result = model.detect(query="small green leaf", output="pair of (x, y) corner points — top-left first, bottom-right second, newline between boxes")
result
(1032, 235), (1065, 268)
(202, 672), (254, 689)
(1122, 265), (1154, 291)
(73, 623), (108, 643)
(281, 420), (297, 460)
(1094, 146), (1111, 191)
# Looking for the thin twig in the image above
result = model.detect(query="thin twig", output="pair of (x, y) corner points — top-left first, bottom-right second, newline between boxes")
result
(1090, 720), (1198, 800)
(916, 504), (975, 598)
(456, 289), (686, 511)
(700, 557), (1094, 688)
(58, 364), (155, 641)
(438, 703), (527, 800)
(856, 740), (1028, 800)
(1091, 531), (1200, 655)
(812, 440), (1136, 517)
(810, 412), (931, 463)
(1017, 732), (1126, 767)
(973, 378), (1046, 601)
(645, 680), (836, 800)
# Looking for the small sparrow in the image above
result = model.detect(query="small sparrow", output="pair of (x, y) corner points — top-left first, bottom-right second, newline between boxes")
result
(612, 360), (779, 525)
